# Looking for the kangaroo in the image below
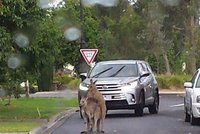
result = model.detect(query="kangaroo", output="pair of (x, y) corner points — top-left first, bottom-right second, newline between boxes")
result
(86, 79), (107, 133)
(80, 97), (101, 133)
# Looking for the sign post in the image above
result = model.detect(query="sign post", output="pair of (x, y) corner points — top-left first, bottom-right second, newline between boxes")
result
(80, 49), (98, 66)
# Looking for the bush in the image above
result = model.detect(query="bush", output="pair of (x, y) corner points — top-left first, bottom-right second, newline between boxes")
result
(54, 74), (81, 90)
(54, 74), (74, 85)
(156, 75), (191, 89)
(68, 79), (81, 90)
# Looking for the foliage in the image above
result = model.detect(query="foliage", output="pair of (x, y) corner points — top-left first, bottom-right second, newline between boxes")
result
(156, 75), (191, 89)
(1, 0), (200, 94)
(68, 78), (81, 90)
(54, 74), (81, 90)
(54, 74), (74, 85)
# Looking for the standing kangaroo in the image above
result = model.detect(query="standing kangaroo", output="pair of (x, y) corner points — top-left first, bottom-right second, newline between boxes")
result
(86, 79), (107, 133)
(80, 97), (101, 133)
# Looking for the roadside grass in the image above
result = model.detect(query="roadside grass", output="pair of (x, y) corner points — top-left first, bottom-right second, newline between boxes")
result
(0, 98), (78, 132)
(156, 74), (192, 89)
(0, 121), (39, 133)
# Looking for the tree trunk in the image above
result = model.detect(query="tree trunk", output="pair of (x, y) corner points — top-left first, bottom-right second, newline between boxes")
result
(186, 15), (197, 75)
(161, 46), (171, 75)
(38, 64), (53, 91)
(5, 95), (11, 106)
(154, 53), (160, 74)
(25, 80), (29, 98)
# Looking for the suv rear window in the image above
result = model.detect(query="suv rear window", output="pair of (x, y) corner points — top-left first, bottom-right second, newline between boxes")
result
(89, 64), (138, 78)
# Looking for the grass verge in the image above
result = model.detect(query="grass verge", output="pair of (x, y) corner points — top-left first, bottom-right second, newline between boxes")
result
(156, 74), (191, 89)
(0, 121), (39, 133)
(0, 98), (78, 132)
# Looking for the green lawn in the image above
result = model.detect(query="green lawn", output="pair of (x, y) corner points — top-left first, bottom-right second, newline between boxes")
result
(0, 98), (78, 120)
(0, 122), (39, 133)
(0, 98), (78, 132)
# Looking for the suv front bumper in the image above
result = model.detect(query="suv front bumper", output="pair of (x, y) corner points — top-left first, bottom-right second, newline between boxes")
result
(78, 85), (141, 110)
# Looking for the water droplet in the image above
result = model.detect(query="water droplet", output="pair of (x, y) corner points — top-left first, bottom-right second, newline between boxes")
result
(99, 0), (119, 7)
(113, 130), (117, 133)
(7, 56), (21, 69)
(81, 0), (96, 7)
(81, 0), (119, 7)
(64, 27), (81, 41)
(14, 33), (29, 48)
(38, 0), (51, 9)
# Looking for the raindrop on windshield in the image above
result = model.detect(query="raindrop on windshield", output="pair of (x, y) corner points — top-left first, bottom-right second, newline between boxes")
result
(81, 0), (119, 7)
(64, 27), (81, 41)
(81, 0), (96, 7)
(7, 56), (21, 69)
(99, 0), (119, 7)
(13, 33), (29, 48)
(38, 0), (51, 9)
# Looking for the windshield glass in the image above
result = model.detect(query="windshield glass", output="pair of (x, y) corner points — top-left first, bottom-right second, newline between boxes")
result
(89, 64), (138, 78)
(195, 74), (200, 88)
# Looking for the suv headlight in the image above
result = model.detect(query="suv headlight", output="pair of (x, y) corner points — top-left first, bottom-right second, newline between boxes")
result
(121, 81), (138, 88)
(79, 82), (89, 91)
(196, 95), (200, 103)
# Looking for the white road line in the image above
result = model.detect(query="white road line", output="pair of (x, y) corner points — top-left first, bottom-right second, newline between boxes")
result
(170, 103), (184, 108)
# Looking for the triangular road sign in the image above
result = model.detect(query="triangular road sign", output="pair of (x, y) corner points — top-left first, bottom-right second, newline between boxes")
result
(80, 49), (98, 65)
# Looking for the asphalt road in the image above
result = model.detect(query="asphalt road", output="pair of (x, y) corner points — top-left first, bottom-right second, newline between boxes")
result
(52, 95), (200, 134)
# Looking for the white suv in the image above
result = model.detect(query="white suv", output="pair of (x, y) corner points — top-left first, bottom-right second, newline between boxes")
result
(78, 60), (159, 117)
(184, 69), (200, 125)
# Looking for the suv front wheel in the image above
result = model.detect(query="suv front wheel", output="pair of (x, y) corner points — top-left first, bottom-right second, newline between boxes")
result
(148, 91), (159, 114)
(135, 92), (144, 116)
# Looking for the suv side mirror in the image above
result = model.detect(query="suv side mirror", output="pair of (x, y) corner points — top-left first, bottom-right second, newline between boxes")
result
(184, 82), (193, 88)
(140, 71), (150, 78)
(80, 73), (87, 81)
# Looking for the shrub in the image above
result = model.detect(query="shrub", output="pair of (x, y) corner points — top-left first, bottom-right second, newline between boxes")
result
(54, 74), (74, 85)
(156, 75), (191, 89)
(53, 74), (81, 90)
(68, 79), (81, 90)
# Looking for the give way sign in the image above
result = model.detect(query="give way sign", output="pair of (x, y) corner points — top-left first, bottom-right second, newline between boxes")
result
(80, 49), (98, 65)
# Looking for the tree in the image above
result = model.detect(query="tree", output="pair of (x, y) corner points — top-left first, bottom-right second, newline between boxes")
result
(0, 0), (46, 98)
(143, 0), (172, 75)
(184, 0), (200, 74)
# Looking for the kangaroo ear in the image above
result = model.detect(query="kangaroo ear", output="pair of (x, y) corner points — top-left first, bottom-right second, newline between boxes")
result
(93, 80), (97, 84)
(90, 79), (93, 84)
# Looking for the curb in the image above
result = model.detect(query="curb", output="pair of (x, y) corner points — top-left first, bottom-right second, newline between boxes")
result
(29, 108), (79, 134)
(159, 91), (185, 95)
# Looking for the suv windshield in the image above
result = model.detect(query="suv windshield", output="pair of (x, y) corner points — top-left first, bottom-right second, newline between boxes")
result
(89, 64), (138, 78)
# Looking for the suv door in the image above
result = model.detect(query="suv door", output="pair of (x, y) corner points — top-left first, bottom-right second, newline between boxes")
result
(138, 63), (153, 104)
